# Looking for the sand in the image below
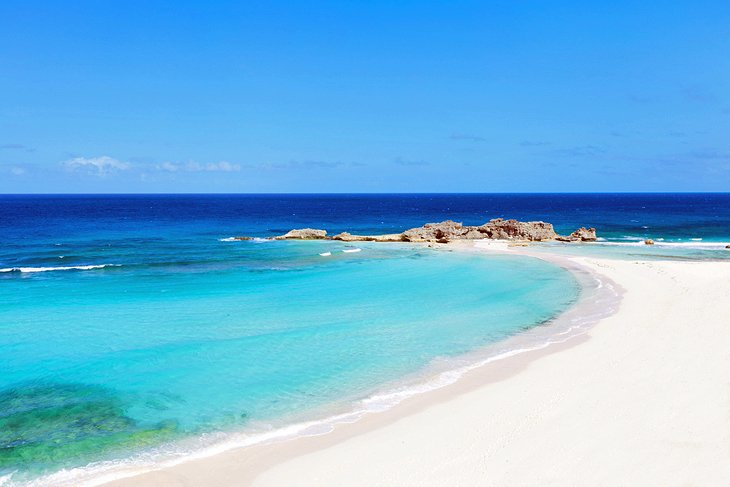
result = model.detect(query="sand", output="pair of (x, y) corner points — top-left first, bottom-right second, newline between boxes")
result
(103, 249), (730, 487)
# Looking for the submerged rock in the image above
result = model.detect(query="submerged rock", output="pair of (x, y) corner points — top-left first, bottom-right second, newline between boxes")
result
(0, 382), (179, 471)
(274, 228), (327, 240)
(645, 239), (655, 245)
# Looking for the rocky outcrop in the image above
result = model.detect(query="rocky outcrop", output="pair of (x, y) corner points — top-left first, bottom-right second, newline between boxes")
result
(645, 239), (655, 245)
(401, 220), (465, 242)
(233, 236), (252, 241)
(331, 232), (370, 241)
(331, 232), (404, 242)
(259, 219), (595, 244)
(274, 228), (327, 240)
(556, 227), (597, 242)
(478, 219), (558, 241)
(726, 245), (730, 249)
(401, 219), (558, 242)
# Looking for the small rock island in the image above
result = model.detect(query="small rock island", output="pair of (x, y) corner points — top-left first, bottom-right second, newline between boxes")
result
(237, 219), (597, 244)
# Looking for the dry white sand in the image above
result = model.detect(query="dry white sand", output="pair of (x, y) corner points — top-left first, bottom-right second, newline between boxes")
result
(104, 252), (730, 487)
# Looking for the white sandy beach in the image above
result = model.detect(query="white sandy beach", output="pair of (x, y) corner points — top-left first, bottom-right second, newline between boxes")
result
(105, 248), (730, 487)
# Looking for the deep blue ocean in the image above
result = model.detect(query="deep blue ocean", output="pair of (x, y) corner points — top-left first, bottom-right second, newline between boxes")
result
(0, 193), (728, 485)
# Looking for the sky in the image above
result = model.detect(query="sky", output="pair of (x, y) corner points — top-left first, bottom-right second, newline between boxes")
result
(1, 0), (729, 193)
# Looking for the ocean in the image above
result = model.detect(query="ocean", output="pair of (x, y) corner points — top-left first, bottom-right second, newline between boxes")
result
(1, 193), (728, 485)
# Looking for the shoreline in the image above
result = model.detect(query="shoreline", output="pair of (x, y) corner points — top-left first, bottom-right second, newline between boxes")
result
(250, 252), (730, 485)
(91, 242), (624, 487)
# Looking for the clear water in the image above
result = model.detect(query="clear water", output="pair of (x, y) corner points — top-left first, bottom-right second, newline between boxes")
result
(1, 193), (727, 483)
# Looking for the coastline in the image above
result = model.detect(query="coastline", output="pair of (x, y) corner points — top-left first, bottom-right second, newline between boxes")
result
(101, 242), (730, 486)
(89, 242), (637, 487)
(7, 241), (599, 487)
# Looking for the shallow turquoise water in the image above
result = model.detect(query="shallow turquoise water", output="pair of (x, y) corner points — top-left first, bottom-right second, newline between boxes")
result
(5, 192), (729, 483)
(0, 240), (578, 482)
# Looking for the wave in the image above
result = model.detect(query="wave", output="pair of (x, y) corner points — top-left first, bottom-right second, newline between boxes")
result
(342, 248), (362, 253)
(0, 264), (120, 274)
(319, 252), (332, 257)
(596, 241), (729, 250)
(219, 237), (271, 243)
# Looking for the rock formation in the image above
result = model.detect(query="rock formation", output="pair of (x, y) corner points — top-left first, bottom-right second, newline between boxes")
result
(556, 227), (597, 242)
(401, 219), (558, 243)
(331, 232), (402, 242)
(478, 219), (558, 241)
(644, 239), (655, 245)
(274, 228), (327, 240)
(331, 232), (368, 241)
(261, 219), (596, 244)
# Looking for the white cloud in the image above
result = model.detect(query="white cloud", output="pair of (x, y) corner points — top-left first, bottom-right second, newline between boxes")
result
(10, 166), (27, 176)
(157, 160), (241, 172)
(63, 156), (131, 176)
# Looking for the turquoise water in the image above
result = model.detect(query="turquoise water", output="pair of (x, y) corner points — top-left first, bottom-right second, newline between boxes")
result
(3, 192), (730, 483)
(529, 240), (730, 261)
(0, 239), (578, 483)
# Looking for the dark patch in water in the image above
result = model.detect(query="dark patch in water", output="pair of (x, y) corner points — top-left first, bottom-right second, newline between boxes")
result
(0, 382), (178, 476)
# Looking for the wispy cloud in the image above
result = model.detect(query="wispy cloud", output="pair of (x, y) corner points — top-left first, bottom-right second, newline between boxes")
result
(63, 156), (131, 176)
(261, 160), (363, 169)
(449, 133), (485, 142)
(157, 161), (241, 172)
(393, 157), (430, 167)
(551, 145), (607, 157)
(1, 143), (34, 152)
(520, 140), (551, 147)
(681, 85), (716, 104)
(285, 160), (345, 169)
(1, 165), (29, 176)
(627, 93), (656, 104)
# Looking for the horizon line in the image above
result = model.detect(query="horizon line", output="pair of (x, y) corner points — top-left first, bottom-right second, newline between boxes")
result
(1, 191), (729, 197)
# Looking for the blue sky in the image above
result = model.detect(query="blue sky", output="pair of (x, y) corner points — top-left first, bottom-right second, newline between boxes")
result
(1, 1), (728, 193)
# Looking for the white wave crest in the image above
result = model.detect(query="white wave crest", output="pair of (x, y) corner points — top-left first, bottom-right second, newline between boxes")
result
(342, 248), (362, 253)
(0, 264), (120, 273)
(596, 241), (729, 250)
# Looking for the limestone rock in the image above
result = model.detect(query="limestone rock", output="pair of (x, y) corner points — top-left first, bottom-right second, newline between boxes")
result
(556, 227), (597, 242)
(245, 218), (595, 244)
(332, 232), (370, 242)
(644, 239), (655, 245)
(572, 227), (597, 241)
(477, 219), (558, 241)
(401, 219), (557, 242)
(372, 234), (405, 242)
(274, 228), (327, 240)
(402, 220), (464, 242)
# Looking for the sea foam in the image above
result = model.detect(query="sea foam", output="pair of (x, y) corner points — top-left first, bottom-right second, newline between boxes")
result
(0, 264), (119, 273)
